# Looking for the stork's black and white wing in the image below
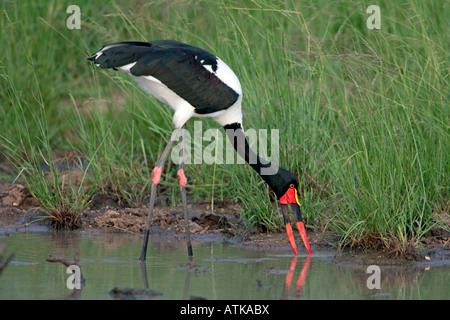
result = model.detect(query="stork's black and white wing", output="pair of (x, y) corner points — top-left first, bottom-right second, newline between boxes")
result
(89, 40), (242, 127)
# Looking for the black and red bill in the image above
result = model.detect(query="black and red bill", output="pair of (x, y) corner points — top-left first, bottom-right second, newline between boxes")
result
(280, 186), (312, 255)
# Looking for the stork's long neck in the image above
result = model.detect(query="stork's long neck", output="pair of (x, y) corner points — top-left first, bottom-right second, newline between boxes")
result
(224, 122), (289, 198)
(223, 122), (275, 173)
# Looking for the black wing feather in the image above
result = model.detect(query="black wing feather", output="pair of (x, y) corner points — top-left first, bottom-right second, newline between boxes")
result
(89, 40), (239, 114)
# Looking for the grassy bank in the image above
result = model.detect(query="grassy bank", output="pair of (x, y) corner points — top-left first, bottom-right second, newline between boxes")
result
(1, 0), (448, 253)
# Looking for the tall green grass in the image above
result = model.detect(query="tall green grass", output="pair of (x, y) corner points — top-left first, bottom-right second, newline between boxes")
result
(1, 0), (448, 251)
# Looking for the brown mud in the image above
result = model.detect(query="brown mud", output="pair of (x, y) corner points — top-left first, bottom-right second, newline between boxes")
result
(0, 178), (449, 266)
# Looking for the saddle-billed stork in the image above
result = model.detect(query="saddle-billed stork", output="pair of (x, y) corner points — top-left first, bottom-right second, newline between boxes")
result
(88, 40), (311, 261)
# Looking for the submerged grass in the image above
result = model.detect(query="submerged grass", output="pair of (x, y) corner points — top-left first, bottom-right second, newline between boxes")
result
(0, 0), (448, 250)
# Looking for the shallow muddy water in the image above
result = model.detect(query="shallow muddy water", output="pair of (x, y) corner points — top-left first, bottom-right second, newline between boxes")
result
(0, 231), (448, 300)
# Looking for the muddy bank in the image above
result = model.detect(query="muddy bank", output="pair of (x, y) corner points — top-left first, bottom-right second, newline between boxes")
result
(0, 180), (327, 247)
(0, 180), (449, 266)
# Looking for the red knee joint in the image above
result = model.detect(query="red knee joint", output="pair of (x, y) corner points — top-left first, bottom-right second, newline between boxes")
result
(151, 167), (162, 185)
(177, 169), (187, 188)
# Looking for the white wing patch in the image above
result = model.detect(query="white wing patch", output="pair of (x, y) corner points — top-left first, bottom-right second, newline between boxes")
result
(202, 64), (214, 73)
(201, 58), (242, 96)
(116, 62), (137, 72)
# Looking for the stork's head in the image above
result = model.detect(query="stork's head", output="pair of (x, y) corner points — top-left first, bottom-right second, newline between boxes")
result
(266, 168), (312, 255)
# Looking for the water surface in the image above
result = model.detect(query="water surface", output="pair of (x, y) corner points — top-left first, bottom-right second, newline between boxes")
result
(0, 231), (448, 299)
